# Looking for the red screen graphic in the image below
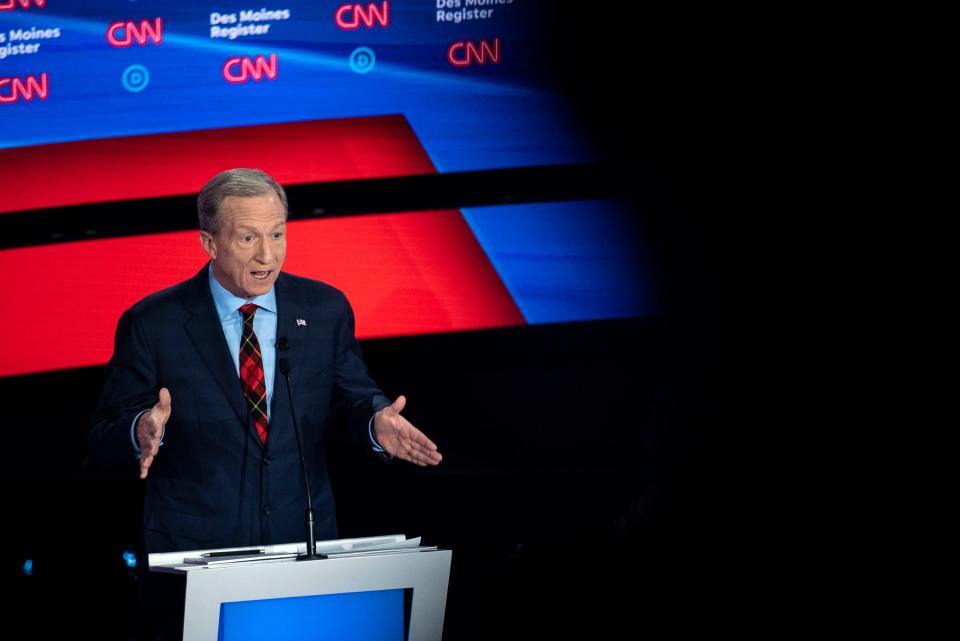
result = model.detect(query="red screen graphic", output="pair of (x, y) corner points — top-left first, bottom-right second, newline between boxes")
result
(0, 116), (435, 214)
(0, 211), (524, 377)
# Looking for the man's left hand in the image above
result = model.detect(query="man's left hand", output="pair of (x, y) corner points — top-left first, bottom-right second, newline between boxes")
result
(373, 396), (442, 467)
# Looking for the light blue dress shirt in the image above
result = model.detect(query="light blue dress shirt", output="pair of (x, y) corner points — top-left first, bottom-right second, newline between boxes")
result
(207, 263), (278, 418)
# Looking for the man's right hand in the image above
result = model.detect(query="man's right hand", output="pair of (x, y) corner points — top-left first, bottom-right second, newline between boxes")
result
(136, 387), (171, 480)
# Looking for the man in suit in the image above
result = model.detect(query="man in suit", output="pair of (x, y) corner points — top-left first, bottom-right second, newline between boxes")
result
(89, 168), (442, 554)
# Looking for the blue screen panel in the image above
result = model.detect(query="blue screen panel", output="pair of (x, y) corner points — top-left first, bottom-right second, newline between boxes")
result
(0, 1), (596, 173)
(218, 588), (404, 641)
(460, 200), (654, 324)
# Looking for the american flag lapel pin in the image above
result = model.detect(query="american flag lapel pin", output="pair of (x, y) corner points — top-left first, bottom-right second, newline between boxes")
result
(296, 318), (307, 327)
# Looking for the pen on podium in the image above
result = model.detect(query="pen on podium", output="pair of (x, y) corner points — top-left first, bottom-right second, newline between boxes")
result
(200, 548), (265, 558)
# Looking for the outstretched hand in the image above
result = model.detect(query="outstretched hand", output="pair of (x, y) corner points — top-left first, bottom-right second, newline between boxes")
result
(373, 396), (442, 467)
(136, 387), (171, 479)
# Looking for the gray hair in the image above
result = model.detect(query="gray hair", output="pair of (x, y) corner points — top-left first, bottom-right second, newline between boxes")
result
(197, 168), (288, 233)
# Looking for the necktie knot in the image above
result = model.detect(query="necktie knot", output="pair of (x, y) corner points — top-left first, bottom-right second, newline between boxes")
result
(239, 303), (258, 323)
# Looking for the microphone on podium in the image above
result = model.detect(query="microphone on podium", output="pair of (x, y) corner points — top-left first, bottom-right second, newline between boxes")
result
(277, 336), (325, 561)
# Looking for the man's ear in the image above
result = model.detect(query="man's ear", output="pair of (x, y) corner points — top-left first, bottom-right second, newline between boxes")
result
(200, 230), (217, 260)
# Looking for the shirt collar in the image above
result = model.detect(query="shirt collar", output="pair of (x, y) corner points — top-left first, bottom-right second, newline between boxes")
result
(207, 261), (278, 322)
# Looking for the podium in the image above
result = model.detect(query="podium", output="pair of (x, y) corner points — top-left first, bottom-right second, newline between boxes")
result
(148, 537), (452, 641)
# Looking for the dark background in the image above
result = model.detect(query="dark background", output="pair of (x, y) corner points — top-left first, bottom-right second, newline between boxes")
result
(1, 9), (753, 638)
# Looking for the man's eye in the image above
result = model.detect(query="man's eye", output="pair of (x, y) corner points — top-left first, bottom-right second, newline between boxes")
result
(241, 235), (254, 242)
(273, 232), (283, 239)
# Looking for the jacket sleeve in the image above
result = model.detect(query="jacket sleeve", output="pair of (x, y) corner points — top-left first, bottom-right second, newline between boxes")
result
(330, 293), (391, 452)
(88, 307), (159, 468)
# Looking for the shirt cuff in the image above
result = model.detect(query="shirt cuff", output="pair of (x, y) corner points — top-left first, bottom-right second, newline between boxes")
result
(368, 410), (394, 463)
(368, 410), (385, 452)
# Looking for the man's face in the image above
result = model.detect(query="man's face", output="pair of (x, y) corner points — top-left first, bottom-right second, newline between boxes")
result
(200, 193), (287, 299)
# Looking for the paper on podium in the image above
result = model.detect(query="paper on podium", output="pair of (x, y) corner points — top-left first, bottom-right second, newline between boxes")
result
(150, 534), (423, 567)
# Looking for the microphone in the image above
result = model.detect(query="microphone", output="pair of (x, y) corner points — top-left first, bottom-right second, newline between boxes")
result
(277, 337), (325, 561)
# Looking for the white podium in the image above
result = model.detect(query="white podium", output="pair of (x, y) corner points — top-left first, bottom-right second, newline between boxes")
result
(148, 537), (452, 641)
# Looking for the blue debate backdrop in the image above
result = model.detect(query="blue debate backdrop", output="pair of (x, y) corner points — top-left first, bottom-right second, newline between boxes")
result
(1, 0), (598, 173)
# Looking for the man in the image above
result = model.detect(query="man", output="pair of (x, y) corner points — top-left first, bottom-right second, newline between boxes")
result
(89, 168), (442, 554)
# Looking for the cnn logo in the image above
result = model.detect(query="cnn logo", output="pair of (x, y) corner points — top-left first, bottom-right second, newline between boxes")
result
(335, 2), (389, 30)
(0, 0), (46, 10)
(223, 54), (279, 84)
(448, 38), (500, 67)
(107, 18), (163, 47)
(0, 73), (48, 104)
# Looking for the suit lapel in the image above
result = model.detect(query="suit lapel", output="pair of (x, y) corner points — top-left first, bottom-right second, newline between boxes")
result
(273, 273), (310, 407)
(181, 263), (260, 447)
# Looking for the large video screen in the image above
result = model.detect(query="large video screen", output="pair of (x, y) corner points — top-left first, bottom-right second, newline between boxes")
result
(0, 2), (651, 379)
(1, 0), (595, 174)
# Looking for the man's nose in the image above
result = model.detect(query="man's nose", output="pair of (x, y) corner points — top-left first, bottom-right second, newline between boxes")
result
(255, 239), (274, 263)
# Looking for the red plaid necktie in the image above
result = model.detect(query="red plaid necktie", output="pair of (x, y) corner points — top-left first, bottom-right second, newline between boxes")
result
(239, 303), (268, 443)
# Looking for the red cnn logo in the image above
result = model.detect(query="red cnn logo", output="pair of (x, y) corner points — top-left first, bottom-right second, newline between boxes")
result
(448, 38), (501, 67)
(106, 18), (163, 47)
(223, 54), (279, 84)
(0, 0), (46, 10)
(0, 73), (48, 104)
(335, 1), (389, 30)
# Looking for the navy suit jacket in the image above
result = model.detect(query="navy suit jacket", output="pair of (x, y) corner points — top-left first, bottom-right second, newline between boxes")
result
(89, 263), (390, 553)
